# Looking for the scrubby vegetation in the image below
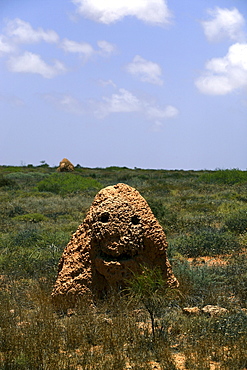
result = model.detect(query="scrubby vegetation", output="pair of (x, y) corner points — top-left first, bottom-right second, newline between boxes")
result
(0, 165), (246, 369)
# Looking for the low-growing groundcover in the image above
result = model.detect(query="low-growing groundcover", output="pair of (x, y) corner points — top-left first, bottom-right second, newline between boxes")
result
(36, 172), (102, 194)
(0, 165), (246, 368)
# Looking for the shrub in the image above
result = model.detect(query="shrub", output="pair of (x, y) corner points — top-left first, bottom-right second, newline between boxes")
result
(36, 173), (102, 194)
(0, 175), (17, 188)
(224, 209), (247, 234)
(179, 213), (216, 233)
(147, 199), (166, 220)
(0, 283), (67, 369)
(212, 311), (247, 339)
(171, 259), (225, 306)
(147, 199), (178, 234)
(225, 254), (247, 306)
(239, 231), (247, 248)
(0, 228), (70, 278)
(199, 169), (247, 185)
(169, 228), (240, 257)
(5, 172), (48, 185)
(13, 213), (48, 223)
(8, 205), (26, 217)
(12, 228), (40, 248)
(127, 266), (181, 341)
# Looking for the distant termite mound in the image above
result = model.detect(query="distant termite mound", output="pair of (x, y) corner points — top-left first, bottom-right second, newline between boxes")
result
(57, 158), (74, 172)
(52, 183), (179, 309)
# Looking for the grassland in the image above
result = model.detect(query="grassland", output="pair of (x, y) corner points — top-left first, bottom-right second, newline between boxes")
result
(0, 165), (246, 369)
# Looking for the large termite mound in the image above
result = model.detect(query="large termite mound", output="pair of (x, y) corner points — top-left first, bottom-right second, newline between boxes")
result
(52, 183), (178, 308)
(57, 158), (74, 172)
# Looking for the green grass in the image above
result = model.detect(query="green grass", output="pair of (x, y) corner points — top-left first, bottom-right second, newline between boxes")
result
(0, 165), (247, 368)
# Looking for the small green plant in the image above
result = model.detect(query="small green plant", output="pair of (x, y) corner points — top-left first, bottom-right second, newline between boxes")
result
(127, 266), (181, 342)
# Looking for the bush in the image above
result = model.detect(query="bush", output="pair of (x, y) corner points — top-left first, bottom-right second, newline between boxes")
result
(13, 213), (48, 223)
(127, 266), (181, 341)
(170, 228), (240, 257)
(12, 228), (40, 248)
(224, 209), (247, 234)
(147, 199), (166, 220)
(0, 229), (70, 278)
(199, 169), (247, 185)
(225, 254), (247, 305)
(5, 172), (48, 185)
(36, 173), (102, 194)
(0, 175), (17, 188)
(179, 213), (216, 233)
(212, 311), (247, 339)
(171, 259), (225, 306)
(8, 205), (26, 217)
(147, 199), (178, 234)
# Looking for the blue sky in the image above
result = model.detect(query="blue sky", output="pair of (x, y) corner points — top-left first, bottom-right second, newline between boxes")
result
(0, 0), (247, 169)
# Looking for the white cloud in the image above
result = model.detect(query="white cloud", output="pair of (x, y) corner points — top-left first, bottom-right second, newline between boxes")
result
(97, 40), (116, 56)
(148, 104), (179, 131)
(195, 43), (247, 95)
(58, 95), (84, 114)
(44, 94), (85, 114)
(146, 105), (179, 119)
(97, 88), (141, 117)
(5, 18), (59, 44)
(201, 7), (245, 42)
(95, 88), (178, 121)
(60, 38), (94, 58)
(45, 88), (179, 124)
(126, 55), (163, 85)
(98, 79), (117, 88)
(71, 0), (172, 25)
(60, 38), (115, 60)
(1, 20), (66, 78)
(151, 120), (164, 132)
(0, 93), (24, 106)
(7, 51), (66, 78)
(0, 35), (15, 55)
